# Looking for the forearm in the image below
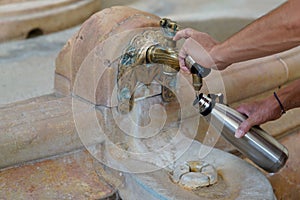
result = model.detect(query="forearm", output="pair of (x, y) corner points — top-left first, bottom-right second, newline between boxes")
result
(211, 0), (300, 69)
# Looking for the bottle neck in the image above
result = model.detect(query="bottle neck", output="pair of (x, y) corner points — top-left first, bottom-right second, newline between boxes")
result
(194, 94), (215, 116)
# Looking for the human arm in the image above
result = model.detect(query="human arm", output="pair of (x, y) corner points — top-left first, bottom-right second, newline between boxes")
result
(174, 0), (300, 70)
(235, 79), (300, 138)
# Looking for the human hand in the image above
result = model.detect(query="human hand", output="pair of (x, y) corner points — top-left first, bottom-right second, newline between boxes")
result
(173, 28), (227, 71)
(235, 96), (283, 138)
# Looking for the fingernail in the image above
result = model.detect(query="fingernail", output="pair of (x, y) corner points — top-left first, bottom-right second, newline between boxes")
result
(235, 130), (243, 138)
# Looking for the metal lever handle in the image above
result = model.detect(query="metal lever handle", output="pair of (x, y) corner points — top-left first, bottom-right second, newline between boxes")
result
(185, 56), (211, 77)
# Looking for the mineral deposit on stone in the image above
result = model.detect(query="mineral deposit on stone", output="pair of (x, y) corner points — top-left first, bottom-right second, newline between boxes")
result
(170, 160), (218, 190)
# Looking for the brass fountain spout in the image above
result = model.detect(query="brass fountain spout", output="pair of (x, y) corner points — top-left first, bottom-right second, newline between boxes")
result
(145, 43), (209, 98)
(117, 18), (210, 113)
(145, 18), (210, 97)
(145, 18), (180, 71)
(145, 44), (180, 72)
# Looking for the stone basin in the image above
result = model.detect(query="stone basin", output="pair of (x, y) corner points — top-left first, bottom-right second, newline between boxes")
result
(115, 140), (275, 200)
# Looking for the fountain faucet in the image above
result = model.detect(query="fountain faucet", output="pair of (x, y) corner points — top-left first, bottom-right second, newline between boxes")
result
(117, 18), (210, 113)
(146, 18), (211, 97)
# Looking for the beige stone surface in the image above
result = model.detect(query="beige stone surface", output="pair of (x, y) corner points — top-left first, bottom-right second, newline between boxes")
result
(1, 1), (298, 199)
(0, 95), (81, 168)
(277, 47), (300, 81)
(1, 0), (287, 104)
(171, 160), (218, 189)
(267, 130), (300, 200)
(55, 39), (73, 81)
(119, 140), (275, 200)
(3, 2), (298, 169)
(0, 0), (101, 42)
(55, 6), (160, 99)
(54, 73), (71, 96)
(0, 150), (115, 199)
(55, 4), (300, 111)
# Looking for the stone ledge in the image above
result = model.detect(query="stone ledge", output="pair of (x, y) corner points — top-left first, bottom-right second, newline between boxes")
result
(0, 149), (116, 199)
(0, 0), (101, 42)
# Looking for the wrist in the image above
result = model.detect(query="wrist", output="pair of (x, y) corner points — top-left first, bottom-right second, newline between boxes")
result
(209, 43), (231, 70)
(273, 92), (285, 114)
(265, 93), (283, 117)
(273, 92), (286, 115)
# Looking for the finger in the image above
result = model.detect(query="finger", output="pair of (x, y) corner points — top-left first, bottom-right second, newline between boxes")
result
(235, 118), (254, 138)
(173, 28), (194, 41)
(236, 105), (251, 117)
(178, 42), (189, 61)
(178, 57), (189, 71)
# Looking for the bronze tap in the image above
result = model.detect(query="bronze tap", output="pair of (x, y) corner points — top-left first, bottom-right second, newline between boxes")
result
(146, 18), (211, 96)
(117, 18), (210, 113)
(146, 44), (180, 72)
(145, 43), (210, 96)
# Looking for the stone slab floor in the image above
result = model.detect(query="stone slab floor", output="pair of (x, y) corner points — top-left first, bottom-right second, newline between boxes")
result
(0, 150), (117, 199)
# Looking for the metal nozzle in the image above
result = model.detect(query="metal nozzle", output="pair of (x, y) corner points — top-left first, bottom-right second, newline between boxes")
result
(192, 74), (202, 92)
(184, 56), (211, 93)
(185, 56), (211, 78)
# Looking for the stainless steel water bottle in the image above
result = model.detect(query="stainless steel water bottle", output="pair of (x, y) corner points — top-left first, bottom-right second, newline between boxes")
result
(194, 93), (289, 173)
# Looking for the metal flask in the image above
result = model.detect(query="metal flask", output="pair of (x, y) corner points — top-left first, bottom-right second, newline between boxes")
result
(194, 93), (289, 173)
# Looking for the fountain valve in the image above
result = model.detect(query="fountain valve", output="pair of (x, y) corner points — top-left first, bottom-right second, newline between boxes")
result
(184, 55), (211, 96)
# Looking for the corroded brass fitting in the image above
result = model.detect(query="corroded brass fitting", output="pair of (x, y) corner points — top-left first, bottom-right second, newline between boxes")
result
(192, 74), (202, 92)
(146, 44), (180, 72)
(117, 18), (209, 113)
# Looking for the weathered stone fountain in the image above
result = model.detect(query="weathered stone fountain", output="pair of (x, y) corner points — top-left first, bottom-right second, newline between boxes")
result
(52, 6), (295, 199)
(1, 4), (300, 199)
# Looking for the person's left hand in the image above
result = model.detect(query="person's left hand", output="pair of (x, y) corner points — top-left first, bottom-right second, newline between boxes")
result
(235, 96), (283, 138)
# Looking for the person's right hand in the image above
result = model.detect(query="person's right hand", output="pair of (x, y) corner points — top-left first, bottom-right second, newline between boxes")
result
(173, 28), (228, 71)
(235, 96), (282, 138)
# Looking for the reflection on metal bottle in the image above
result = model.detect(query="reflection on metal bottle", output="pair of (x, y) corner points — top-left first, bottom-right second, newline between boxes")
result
(194, 93), (289, 173)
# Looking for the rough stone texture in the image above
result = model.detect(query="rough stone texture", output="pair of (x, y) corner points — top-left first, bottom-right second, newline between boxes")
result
(1, 0), (298, 167)
(267, 130), (300, 200)
(180, 172), (210, 189)
(119, 140), (275, 200)
(0, 0), (101, 42)
(55, 5), (300, 138)
(171, 160), (218, 189)
(55, 6), (161, 101)
(0, 1), (299, 197)
(0, 92), (186, 169)
(0, 95), (82, 168)
(0, 150), (115, 199)
(171, 162), (190, 183)
(54, 73), (71, 96)
(1, 0), (286, 106)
